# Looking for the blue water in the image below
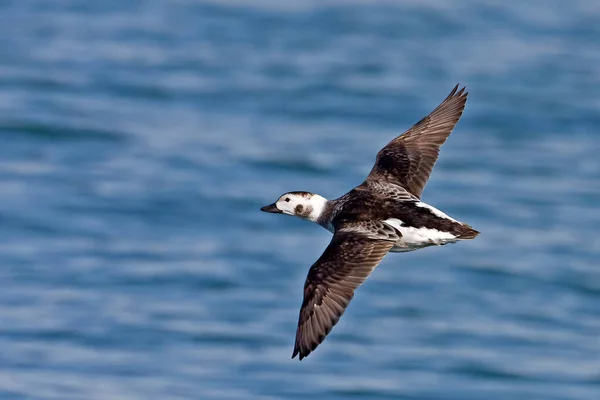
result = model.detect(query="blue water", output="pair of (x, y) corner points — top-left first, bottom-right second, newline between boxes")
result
(1, 1), (599, 399)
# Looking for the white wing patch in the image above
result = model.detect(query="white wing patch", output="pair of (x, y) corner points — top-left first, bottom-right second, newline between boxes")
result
(415, 202), (459, 222)
(384, 218), (457, 250)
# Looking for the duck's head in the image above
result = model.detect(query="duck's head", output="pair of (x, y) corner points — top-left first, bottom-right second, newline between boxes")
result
(260, 191), (328, 223)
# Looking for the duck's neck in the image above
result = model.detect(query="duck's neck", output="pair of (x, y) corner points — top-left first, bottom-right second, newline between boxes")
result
(306, 194), (334, 232)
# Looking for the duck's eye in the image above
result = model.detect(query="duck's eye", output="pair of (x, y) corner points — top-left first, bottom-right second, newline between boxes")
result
(285, 198), (290, 202)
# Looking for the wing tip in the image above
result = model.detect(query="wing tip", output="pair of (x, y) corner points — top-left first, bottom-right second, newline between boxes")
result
(292, 344), (308, 361)
(450, 83), (468, 99)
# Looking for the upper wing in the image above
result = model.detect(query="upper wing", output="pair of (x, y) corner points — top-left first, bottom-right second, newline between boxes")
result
(292, 222), (397, 360)
(366, 84), (468, 198)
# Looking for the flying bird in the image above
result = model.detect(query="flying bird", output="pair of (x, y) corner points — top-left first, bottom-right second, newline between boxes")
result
(261, 84), (479, 360)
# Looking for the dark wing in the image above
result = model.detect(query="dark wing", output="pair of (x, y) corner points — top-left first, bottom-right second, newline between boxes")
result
(292, 223), (397, 360)
(366, 84), (468, 198)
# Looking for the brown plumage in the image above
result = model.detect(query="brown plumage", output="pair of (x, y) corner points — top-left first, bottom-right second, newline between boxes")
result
(367, 84), (468, 198)
(293, 223), (397, 360)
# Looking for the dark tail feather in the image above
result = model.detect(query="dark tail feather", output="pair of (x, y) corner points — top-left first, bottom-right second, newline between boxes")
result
(458, 224), (479, 239)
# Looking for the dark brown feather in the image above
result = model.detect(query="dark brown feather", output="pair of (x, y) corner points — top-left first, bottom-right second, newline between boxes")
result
(367, 84), (468, 198)
(292, 225), (396, 360)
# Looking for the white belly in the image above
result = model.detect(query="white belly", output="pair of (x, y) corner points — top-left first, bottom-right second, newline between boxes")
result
(383, 218), (459, 252)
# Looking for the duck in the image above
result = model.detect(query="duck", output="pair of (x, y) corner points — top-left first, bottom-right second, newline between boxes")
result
(261, 84), (479, 360)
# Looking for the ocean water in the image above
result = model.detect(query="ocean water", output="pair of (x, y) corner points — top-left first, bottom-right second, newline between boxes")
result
(0, 1), (599, 399)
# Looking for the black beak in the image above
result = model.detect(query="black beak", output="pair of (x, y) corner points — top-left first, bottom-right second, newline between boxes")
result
(260, 203), (282, 213)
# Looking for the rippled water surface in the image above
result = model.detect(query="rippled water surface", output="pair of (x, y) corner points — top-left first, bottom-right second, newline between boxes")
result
(1, 1), (599, 399)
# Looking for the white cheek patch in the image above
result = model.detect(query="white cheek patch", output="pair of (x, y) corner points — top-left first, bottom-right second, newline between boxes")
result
(276, 193), (332, 231)
(305, 195), (328, 223)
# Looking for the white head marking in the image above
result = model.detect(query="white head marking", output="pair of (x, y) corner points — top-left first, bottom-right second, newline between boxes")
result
(274, 192), (328, 223)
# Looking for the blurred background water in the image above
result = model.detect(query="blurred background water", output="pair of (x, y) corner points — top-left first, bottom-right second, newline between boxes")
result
(0, 1), (599, 399)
